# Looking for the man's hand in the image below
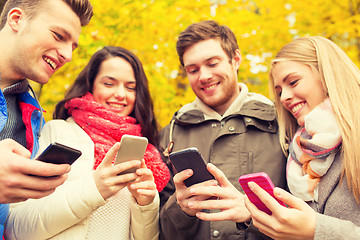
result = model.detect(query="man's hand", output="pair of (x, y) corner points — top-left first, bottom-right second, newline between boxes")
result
(0, 139), (71, 203)
(187, 163), (251, 223)
(173, 168), (218, 216)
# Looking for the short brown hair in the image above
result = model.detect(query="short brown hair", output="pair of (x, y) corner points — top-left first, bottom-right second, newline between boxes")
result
(0, 0), (93, 29)
(176, 20), (239, 66)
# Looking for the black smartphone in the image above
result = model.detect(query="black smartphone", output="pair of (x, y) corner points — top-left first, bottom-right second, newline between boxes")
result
(36, 142), (82, 165)
(169, 147), (215, 187)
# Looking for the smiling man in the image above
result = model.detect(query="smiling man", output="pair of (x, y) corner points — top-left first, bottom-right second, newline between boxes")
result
(159, 20), (287, 240)
(0, 0), (92, 237)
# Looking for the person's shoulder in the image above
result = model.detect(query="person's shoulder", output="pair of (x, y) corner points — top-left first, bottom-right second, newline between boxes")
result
(176, 102), (198, 117)
(240, 92), (277, 122)
(159, 101), (202, 142)
(162, 101), (203, 125)
(43, 117), (92, 142)
(45, 119), (66, 126)
(245, 92), (274, 106)
(44, 117), (78, 130)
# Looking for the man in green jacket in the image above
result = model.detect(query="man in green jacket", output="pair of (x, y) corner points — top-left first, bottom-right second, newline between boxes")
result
(159, 20), (286, 240)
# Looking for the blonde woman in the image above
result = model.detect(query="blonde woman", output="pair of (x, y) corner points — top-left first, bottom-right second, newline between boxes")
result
(245, 36), (360, 239)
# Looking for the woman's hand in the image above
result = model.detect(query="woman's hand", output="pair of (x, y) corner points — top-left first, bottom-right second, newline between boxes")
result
(93, 142), (141, 200)
(245, 181), (316, 240)
(127, 160), (157, 206)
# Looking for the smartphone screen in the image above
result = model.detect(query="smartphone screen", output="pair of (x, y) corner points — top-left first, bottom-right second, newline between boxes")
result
(36, 142), (82, 165)
(239, 172), (285, 215)
(169, 147), (215, 187)
(114, 135), (148, 174)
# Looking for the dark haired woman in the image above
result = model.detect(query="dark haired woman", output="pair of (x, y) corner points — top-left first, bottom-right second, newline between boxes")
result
(6, 46), (170, 240)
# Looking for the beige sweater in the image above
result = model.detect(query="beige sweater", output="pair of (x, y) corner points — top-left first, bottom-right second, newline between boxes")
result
(5, 118), (159, 240)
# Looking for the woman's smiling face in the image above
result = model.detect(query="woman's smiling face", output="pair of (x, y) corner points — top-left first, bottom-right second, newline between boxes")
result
(272, 61), (327, 126)
(92, 57), (136, 116)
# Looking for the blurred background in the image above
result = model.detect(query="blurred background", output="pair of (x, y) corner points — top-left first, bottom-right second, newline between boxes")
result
(1, 0), (360, 127)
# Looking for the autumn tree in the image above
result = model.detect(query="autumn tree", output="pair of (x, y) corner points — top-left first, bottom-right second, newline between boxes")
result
(36, 0), (360, 127)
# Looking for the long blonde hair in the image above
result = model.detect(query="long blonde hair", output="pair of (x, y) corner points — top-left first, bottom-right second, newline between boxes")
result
(269, 36), (360, 204)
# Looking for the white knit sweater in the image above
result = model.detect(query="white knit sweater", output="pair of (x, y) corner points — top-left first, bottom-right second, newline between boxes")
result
(5, 118), (159, 240)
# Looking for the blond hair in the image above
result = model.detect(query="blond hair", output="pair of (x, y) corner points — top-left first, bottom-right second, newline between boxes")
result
(269, 36), (360, 204)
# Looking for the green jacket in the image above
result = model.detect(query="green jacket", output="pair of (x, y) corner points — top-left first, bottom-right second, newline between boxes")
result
(159, 94), (287, 240)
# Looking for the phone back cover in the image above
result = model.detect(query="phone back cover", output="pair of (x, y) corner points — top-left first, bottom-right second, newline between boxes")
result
(37, 143), (82, 165)
(169, 148), (215, 187)
(239, 172), (285, 215)
(115, 135), (148, 173)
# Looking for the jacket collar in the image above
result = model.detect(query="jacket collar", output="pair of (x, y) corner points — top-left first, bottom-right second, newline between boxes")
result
(2, 79), (29, 95)
(173, 83), (276, 125)
(194, 83), (250, 120)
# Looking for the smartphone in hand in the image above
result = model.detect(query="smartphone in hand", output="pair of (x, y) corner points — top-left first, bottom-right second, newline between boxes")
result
(169, 147), (215, 187)
(36, 142), (82, 165)
(239, 172), (285, 215)
(114, 135), (148, 174)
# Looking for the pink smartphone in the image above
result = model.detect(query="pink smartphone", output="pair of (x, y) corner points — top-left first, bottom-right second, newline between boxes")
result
(239, 172), (285, 215)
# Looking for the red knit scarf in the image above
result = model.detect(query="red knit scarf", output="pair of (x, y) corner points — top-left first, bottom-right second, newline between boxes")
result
(65, 93), (169, 191)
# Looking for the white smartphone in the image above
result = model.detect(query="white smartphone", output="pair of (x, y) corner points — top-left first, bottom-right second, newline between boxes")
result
(114, 135), (148, 174)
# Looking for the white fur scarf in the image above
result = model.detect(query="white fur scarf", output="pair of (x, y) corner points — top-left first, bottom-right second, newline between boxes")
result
(286, 99), (342, 202)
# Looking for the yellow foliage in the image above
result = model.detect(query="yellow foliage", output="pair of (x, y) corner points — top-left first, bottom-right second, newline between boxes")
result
(38, 0), (360, 128)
